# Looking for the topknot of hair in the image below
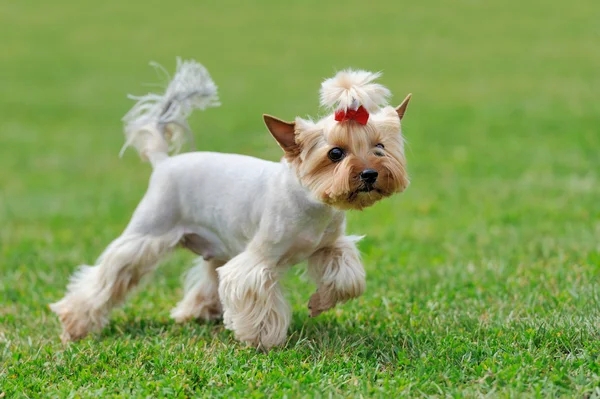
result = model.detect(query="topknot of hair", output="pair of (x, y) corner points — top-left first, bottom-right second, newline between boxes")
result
(319, 70), (391, 114)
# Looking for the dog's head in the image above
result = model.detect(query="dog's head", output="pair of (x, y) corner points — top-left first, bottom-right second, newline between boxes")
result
(264, 70), (410, 210)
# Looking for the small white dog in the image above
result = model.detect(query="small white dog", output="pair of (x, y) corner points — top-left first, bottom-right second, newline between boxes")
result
(50, 59), (411, 350)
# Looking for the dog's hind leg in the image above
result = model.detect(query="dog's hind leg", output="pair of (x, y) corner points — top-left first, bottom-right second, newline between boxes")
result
(50, 184), (182, 343)
(50, 230), (180, 343)
(170, 258), (224, 323)
(306, 236), (366, 317)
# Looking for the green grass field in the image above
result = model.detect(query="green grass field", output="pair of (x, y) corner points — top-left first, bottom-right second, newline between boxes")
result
(1, 0), (599, 397)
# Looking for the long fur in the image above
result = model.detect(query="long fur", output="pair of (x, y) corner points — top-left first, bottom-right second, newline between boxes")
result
(170, 258), (223, 322)
(49, 230), (181, 343)
(218, 252), (291, 350)
(120, 58), (220, 166)
(320, 69), (391, 113)
(307, 235), (366, 317)
(290, 106), (409, 210)
(50, 65), (410, 350)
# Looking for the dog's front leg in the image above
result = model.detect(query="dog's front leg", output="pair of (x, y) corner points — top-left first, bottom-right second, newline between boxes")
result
(217, 251), (290, 350)
(307, 236), (366, 317)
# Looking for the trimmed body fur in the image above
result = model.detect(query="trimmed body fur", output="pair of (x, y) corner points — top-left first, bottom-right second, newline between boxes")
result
(50, 61), (410, 350)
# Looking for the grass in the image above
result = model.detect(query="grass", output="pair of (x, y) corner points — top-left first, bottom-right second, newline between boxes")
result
(1, 0), (599, 397)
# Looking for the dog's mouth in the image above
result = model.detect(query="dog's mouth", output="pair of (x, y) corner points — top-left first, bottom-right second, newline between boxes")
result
(358, 184), (376, 193)
(348, 185), (383, 201)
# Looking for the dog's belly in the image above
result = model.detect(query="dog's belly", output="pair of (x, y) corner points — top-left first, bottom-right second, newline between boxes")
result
(165, 152), (280, 258)
(179, 228), (230, 262)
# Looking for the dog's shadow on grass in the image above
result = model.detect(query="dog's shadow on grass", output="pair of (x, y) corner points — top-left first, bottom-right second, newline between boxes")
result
(98, 314), (410, 362)
(98, 317), (225, 341)
(284, 315), (409, 362)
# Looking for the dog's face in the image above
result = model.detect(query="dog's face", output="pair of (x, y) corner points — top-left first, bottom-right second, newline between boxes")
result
(264, 95), (411, 210)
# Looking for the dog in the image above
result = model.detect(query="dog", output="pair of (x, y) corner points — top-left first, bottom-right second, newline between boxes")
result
(50, 58), (411, 350)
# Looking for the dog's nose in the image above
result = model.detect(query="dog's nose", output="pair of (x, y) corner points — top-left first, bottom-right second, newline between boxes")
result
(360, 169), (378, 184)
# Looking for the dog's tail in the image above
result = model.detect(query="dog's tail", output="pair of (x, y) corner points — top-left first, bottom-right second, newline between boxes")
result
(120, 58), (220, 167)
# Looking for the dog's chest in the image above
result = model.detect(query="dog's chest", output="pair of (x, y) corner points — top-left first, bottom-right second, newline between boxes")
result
(278, 217), (342, 266)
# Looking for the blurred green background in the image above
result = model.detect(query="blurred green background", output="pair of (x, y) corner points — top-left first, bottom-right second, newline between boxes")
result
(1, 0), (599, 397)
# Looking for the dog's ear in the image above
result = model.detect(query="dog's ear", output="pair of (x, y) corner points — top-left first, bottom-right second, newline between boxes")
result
(395, 94), (412, 120)
(263, 114), (297, 152)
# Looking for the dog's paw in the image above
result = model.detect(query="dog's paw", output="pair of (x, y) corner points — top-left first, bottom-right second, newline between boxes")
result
(49, 302), (93, 343)
(170, 296), (222, 323)
(308, 289), (335, 318)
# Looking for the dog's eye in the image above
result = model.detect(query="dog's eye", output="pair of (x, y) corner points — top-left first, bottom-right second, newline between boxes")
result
(375, 143), (385, 149)
(328, 147), (345, 162)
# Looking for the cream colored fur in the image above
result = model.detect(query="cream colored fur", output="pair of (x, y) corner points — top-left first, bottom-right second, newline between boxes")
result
(50, 62), (410, 350)
(170, 258), (223, 323)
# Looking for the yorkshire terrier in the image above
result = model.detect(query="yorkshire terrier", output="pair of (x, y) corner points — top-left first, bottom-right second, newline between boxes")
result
(50, 58), (411, 350)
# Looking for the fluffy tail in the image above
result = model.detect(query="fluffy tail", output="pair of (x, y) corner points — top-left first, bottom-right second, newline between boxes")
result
(121, 58), (220, 167)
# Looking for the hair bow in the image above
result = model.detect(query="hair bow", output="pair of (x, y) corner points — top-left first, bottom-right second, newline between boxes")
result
(334, 106), (369, 125)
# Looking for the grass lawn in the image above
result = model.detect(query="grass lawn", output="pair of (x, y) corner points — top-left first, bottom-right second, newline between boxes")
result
(1, 0), (599, 397)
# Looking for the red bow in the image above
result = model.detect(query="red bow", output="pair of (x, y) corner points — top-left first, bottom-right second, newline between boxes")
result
(334, 105), (369, 125)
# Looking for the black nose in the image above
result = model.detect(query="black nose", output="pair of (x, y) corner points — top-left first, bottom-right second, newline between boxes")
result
(360, 169), (378, 184)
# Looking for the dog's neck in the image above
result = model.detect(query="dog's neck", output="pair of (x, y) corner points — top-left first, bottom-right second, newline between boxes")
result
(278, 158), (343, 219)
